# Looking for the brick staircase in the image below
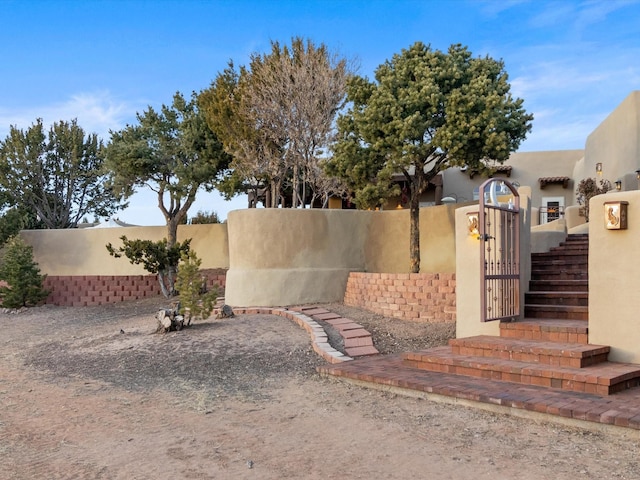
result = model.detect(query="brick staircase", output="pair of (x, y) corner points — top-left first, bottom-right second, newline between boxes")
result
(402, 234), (640, 396)
(525, 233), (589, 320)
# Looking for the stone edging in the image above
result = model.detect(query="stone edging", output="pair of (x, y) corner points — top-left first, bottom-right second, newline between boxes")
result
(230, 307), (353, 364)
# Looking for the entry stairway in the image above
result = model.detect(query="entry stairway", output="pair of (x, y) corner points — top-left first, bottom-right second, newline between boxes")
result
(402, 234), (640, 396)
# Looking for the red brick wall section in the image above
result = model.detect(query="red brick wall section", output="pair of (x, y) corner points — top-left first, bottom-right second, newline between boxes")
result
(343, 272), (456, 323)
(43, 269), (227, 307)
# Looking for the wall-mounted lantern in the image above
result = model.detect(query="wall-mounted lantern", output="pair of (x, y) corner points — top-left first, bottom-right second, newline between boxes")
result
(596, 163), (603, 175)
(467, 212), (480, 239)
(615, 179), (622, 191)
(604, 201), (628, 230)
(636, 169), (640, 180)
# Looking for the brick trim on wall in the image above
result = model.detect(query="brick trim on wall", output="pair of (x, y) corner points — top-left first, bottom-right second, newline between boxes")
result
(43, 269), (227, 307)
(343, 272), (456, 323)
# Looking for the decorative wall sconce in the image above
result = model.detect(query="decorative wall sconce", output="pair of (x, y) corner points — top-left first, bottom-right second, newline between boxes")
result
(604, 201), (628, 230)
(596, 163), (603, 175)
(615, 180), (622, 191)
(467, 212), (480, 239)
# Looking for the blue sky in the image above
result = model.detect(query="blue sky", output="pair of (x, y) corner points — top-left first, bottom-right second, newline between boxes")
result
(1, 0), (639, 225)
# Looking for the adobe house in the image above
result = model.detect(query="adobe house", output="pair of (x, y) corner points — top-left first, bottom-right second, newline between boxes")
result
(454, 90), (640, 367)
(385, 91), (640, 230)
(21, 92), (640, 366)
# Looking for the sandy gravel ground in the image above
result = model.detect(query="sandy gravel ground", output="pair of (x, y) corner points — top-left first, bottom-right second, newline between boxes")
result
(1, 297), (639, 479)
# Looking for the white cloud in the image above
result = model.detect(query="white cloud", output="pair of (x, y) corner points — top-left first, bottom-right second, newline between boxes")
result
(0, 91), (136, 141)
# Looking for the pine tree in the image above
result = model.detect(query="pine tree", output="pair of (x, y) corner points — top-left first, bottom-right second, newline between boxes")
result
(0, 236), (49, 308)
(175, 250), (218, 322)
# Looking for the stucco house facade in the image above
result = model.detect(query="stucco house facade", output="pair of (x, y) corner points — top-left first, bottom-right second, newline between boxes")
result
(384, 90), (640, 231)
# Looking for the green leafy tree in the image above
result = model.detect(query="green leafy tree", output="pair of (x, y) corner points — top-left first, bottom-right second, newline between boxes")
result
(576, 178), (612, 221)
(326, 42), (533, 272)
(106, 236), (191, 298)
(200, 37), (351, 207)
(0, 118), (123, 228)
(105, 91), (231, 247)
(0, 188), (44, 246)
(0, 235), (49, 308)
(175, 250), (218, 322)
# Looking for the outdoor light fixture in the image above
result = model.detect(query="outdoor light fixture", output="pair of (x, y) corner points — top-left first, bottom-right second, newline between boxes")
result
(596, 163), (603, 175)
(467, 212), (480, 238)
(604, 201), (628, 230)
(615, 180), (622, 191)
(636, 169), (640, 180)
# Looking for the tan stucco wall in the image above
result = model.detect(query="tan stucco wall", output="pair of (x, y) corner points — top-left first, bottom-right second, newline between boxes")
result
(225, 206), (462, 307)
(564, 205), (586, 230)
(364, 204), (460, 274)
(225, 209), (370, 306)
(530, 218), (567, 253)
(588, 190), (640, 363)
(441, 150), (583, 213)
(455, 205), (500, 338)
(578, 91), (640, 187)
(21, 224), (229, 276)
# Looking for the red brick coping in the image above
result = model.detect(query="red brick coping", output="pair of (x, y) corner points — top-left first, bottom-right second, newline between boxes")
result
(344, 272), (456, 322)
(43, 269), (227, 307)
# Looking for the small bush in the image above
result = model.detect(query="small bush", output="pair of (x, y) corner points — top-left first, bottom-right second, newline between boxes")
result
(106, 236), (191, 298)
(189, 210), (221, 224)
(175, 250), (218, 322)
(576, 178), (612, 222)
(0, 236), (49, 308)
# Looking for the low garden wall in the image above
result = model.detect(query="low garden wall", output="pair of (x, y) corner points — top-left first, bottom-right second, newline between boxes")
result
(42, 269), (227, 307)
(343, 272), (456, 323)
(22, 207), (462, 310)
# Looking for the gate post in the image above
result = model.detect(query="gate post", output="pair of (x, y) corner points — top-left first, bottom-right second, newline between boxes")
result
(455, 182), (531, 338)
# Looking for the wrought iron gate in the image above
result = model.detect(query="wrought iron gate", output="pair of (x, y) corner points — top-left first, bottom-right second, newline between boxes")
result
(478, 178), (521, 322)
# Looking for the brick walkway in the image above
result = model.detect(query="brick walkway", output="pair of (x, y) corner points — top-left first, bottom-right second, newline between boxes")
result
(223, 302), (640, 433)
(318, 348), (640, 433)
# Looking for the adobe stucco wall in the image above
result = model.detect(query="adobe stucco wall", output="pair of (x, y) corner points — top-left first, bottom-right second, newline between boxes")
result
(21, 223), (229, 275)
(441, 150), (583, 210)
(364, 204), (459, 274)
(577, 91), (640, 187)
(21, 224), (229, 306)
(225, 209), (370, 306)
(225, 206), (461, 307)
(588, 190), (640, 363)
(22, 206), (461, 309)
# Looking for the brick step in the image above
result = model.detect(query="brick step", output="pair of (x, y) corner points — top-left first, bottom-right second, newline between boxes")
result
(556, 241), (588, 249)
(530, 270), (588, 281)
(402, 346), (640, 395)
(294, 306), (380, 358)
(563, 234), (589, 241)
(528, 279), (589, 292)
(525, 304), (588, 320)
(449, 335), (608, 368)
(530, 260), (588, 271)
(554, 249), (588, 255)
(500, 319), (589, 344)
(534, 249), (588, 257)
(524, 291), (588, 306)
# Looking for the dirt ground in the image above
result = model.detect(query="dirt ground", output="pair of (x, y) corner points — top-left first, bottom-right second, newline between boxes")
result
(1, 297), (639, 480)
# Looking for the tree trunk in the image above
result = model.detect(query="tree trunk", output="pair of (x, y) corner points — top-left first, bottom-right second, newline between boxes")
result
(157, 271), (171, 298)
(409, 186), (420, 274)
